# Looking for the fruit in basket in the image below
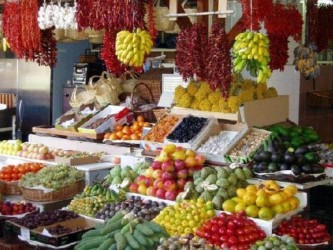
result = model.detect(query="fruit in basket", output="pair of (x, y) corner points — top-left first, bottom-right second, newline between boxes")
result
(250, 235), (298, 250)
(104, 116), (151, 141)
(133, 145), (204, 200)
(0, 201), (38, 216)
(222, 180), (300, 220)
(75, 211), (169, 250)
(157, 235), (217, 250)
(95, 196), (167, 221)
(19, 164), (84, 190)
(176, 166), (252, 209)
(196, 212), (266, 249)
(154, 199), (215, 236)
(0, 163), (44, 182)
(275, 216), (331, 245)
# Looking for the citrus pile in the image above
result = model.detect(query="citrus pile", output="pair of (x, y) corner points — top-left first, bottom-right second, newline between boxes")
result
(104, 115), (151, 141)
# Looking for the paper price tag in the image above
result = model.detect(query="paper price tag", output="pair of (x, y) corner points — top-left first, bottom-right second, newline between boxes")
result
(20, 228), (30, 240)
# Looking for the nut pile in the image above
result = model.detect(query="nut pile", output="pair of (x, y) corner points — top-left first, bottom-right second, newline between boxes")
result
(229, 129), (269, 157)
(197, 131), (238, 155)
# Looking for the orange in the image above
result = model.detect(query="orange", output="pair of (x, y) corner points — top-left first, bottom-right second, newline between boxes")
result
(131, 123), (140, 131)
(138, 121), (144, 127)
(115, 131), (124, 138)
(143, 122), (151, 127)
(121, 135), (131, 140)
(104, 133), (111, 139)
(109, 133), (119, 140)
(137, 115), (145, 122)
(130, 134), (140, 140)
(122, 126), (131, 135)
(115, 125), (123, 131)
(132, 121), (139, 127)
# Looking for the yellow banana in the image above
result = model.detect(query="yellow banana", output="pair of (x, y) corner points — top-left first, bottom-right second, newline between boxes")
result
(124, 33), (133, 44)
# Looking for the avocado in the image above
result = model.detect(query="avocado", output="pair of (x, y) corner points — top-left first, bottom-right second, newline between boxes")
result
(301, 164), (312, 174)
(304, 152), (320, 164)
(258, 162), (268, 172)
(284, 152), (297, 165)
(271, 152), (284, 163)
(295, 146), (310, 155)
(268, 163), (279, 173)
(296, 154), (306, 166)
(279, 163), (290, 171)
(311, 163), (325, 174)
(291, 165), (302, 176)
(259, 151), (272, 162)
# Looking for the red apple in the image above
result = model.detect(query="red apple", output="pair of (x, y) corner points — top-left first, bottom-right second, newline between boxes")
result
(129, 183), (139, 193)
(176, 169), (188, 179)
(153, 179), (164, 189)
(137, 184), (148, 195)
(164, 180), (177, 191)
(165, 190), (178, 201)
(146, 186), (157, 196)
(136, 175), (147, 185)
(161, 171), (176, 181)
(144, 177), (154, 187)
(161, 160), (175, 172)
(177, 179), (187, 189)
(156, 188), (166, 199)
(152, 169), (163, 179)
(174, 159), (185, 170)
(195, 154), (206, 166)
(151, 161), (162, 170)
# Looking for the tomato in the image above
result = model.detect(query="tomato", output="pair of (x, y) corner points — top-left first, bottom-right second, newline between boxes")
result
(228, 236), (238, 246)
(236, 228), (244, 236)
(11, 167), (19, 174)
(218, 227), (227, 235)
(11, 173), (18, 181)
(3, 174), (11, 181)
(203, 222), (212, 232)
(18, 166), (25, 173)
(2, 167), (9, 174)
(211, 225), (219, 233)
(211, 234), (220, 245)
(220, 235), (228, 243)
(196, 229), (206, 238)
(316, 224), (326, 231)
(228, 221), (236, 230)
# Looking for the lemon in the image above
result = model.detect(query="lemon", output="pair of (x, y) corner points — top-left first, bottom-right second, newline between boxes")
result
(243, 193), (257, 205)
(236, 188), (247, 198)
(222, 199), (237, 213)
(245, 204), (260, 218)
(288, 197), (300, 210)
(281, 201), (291, 213)
(235, 203), (247, 213)
(258, 207), (274, 221)
(272, 204), (284, 214)
(246, 184), (258, 193)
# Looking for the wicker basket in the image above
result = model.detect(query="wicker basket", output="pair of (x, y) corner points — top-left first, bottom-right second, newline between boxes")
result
(0, 181), (21, 195)
(131, 83), (157, 123)
(307, 89), (333, 108)
(20, 180), (85, 202)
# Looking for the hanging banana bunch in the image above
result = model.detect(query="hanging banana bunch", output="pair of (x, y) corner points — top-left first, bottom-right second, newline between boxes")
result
(293, 44), (320, 79)
(115, 28), (153, 67)
(233, 31), (272, 84)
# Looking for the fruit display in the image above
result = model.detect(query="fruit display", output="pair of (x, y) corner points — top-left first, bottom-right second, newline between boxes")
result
(11, 210), (78, 229)
(197, 131), (239, 156)
(293, 44), (320, 79)
(18, 142), (54, 160)
(115, 28), (153, 67)
(176, 166), (252, 210)
(222, 181), (300, 220)
(158, 235), (218, 250)
(68, 183), (126, 217)
(104, 165), (139, 190)
(253, 142), (325, 179)
(196, 212), (266, 249)
(20, 164), (84, 190)
(166, 116), (207, 143)
(52, 149), (103, 159)
(0, 140), (22, 156)
(132, 144), (205, 200)
(96, 196), (167, 221)
(143, 115), (180, 143)
(0, 201), (38, 216)
(268, 124), (320, 148)
(275, 216), (331, 245)
(226, 128), (271, 163)
(250, 235), (298, 250)
(233, 31), (272, 84)
(75, 211), (169, 250)
(0, 163), (44, 182)
(104, 115), (151, 141)
(47, 225), (76, 236)
(153, 199), (215, 236)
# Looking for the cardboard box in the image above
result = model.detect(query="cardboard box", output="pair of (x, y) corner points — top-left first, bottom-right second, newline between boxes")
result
(196, 122), (249, 163)
(240, 95), (289, 127)
(224, 128), (272, 164)
(30, 217), (94, 247)
(78, 105), (134, 134)
(54, 155), (100, 165)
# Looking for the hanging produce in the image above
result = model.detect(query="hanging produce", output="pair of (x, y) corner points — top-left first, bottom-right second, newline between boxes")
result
(293, 44), (320, 79)
(268, 34), (289, 71)
(2, 1), (24, 58)
(115, 28), (153, 67)
(175, 23), (208, 81)
(316, 4), (333, 52)
(205, 20), (232, 97)
(76, 0), (93, 31)
(101, 31), (127, 77)
(35, 28), (58, 67)
(233, 31), (272, 84)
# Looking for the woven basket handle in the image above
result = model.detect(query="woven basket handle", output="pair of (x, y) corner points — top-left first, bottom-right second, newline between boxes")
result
(130, 82), (155, 109)
(120, 70), (139, 82)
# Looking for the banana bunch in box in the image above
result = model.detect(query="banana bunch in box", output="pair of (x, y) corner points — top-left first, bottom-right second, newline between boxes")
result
(293, 44), (320, 79)
(233, 31), (272, 84)
(116, 28), (153, 67)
